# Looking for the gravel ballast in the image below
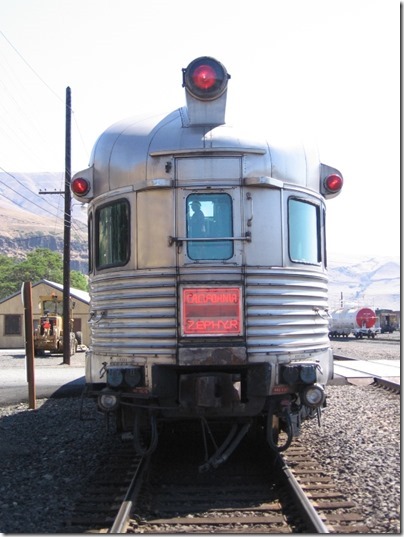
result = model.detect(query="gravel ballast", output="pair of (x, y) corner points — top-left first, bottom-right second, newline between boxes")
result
(0, 335), (400, 533)
(298, 384), (400, 533)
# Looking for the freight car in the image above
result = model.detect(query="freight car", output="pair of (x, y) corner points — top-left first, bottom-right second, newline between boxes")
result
(376, 309), (399, 333)
(329, 306), (379, 339)
(71, 56), (343, 467)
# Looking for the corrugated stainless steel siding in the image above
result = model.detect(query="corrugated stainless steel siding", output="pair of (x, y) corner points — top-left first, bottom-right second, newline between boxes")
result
(89, 271), (177, 354)
(245, 269), (330, 353)
(89, 268), (330, 356)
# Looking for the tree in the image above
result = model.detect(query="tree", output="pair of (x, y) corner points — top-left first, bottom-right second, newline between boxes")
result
(0, 255), (18, 299)
(13, 248), (63, 284)
(0, 248), (89, 301)
(70, 270), (89, 291)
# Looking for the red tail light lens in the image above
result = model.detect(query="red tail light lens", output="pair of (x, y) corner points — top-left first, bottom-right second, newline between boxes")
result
(324, 174), (343, 193)
(71, 177), (90, 196)
(192, 64), (217, 91)
(183, 57), (229, 100)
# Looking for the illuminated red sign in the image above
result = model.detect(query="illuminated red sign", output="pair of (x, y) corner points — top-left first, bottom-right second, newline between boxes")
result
(182, 287), (243, 336)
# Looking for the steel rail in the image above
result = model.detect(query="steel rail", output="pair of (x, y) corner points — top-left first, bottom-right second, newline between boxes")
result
(275, 454), (330, 533)
(333, 354), (358, 361)
(109, 455), (149, 534)
(373, 377), (400, 394)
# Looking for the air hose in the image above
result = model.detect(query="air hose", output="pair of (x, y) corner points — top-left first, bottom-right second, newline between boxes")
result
(133, 409), (158, 456)
(199, 422), (250, 472)
(266, 406), (293, 452)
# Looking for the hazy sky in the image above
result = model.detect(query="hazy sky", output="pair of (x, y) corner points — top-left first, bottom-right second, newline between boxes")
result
(0, 0), (399, 258)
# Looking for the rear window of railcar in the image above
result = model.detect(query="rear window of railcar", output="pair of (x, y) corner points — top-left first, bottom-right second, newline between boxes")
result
(288, 198), (321, 265)
(95, 199), (130, 269)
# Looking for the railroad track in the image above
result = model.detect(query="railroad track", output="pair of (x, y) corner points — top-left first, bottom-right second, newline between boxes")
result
(282, 443), (369, 533)
(123, 436), (369, 534)
(333, 354), (359, 361)
(63, 441), (147, 533)
(65, 425), (370, 533)
(368, 336), (400, 344)
(123, 443), (322, 534)
(330, 336), (400, 344)
(333, 353), (400, 394)
(372, 377), (400, 394)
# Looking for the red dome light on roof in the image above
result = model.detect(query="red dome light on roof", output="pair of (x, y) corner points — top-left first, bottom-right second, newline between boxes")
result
(192, 65), (217, 91)
(183, 56), (229, 101)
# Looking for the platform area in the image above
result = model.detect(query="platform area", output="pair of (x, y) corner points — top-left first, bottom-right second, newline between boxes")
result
(332, 359), (400, 386)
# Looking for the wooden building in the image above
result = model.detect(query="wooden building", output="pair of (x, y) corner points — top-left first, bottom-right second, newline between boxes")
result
(0, 280), (90, 349)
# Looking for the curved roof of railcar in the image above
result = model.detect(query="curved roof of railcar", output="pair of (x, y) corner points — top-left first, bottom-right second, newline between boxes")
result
(89, 106), (321, 196)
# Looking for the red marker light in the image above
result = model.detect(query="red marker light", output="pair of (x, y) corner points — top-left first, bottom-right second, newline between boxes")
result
(71, 177), (90, 196)
(183, 56), (229, 100)
(192, 64), (217, 91)
(324, 174), (343, 193)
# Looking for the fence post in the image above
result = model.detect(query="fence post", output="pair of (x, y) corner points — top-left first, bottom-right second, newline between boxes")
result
(23, 281), (36, 409)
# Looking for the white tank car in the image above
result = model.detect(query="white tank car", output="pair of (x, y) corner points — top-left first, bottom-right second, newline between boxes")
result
(72, 57), (343, 466)
(329, 306), (379, 339)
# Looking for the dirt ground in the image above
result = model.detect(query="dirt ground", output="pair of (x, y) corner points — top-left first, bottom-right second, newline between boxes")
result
(330, 332), (400, 361)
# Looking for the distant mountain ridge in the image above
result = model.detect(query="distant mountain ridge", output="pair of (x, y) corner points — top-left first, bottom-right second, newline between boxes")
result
(327, 254), (400, 311)
(0, 173), (400, 310)
(0, 171), (88, 271)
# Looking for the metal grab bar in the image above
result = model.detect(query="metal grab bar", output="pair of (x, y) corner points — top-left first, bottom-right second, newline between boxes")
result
(246, 192), (253, 226)
(168, 233), (251, 246)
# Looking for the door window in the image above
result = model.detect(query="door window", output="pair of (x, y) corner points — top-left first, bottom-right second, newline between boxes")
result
(186, 193), (233, 260)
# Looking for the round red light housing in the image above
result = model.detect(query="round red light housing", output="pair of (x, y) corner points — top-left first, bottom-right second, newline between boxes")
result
(325, 174), (343, 193)
(183, 56), (229, 100)
(71, 177), (90, 196)
(192, 64), (217, 91)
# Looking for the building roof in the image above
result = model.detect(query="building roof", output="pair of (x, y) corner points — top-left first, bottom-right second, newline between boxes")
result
(42, 280), (90, 304)
(0, 279), (90, 305)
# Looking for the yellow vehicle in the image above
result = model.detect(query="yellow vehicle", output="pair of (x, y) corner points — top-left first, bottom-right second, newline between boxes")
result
(33, 294), (78, 356)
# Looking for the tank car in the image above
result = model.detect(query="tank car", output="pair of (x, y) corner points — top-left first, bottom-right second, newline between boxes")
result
(72, 56), (343, 467)
(329, 306), (379, 339)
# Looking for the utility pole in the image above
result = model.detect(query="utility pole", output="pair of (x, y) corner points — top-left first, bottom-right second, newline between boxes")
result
(63, 87), (72, 365)
(38, 87), (72, 364)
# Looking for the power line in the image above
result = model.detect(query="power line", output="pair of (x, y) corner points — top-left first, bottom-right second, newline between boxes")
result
(0, 176), (59, 216)
(0, 176), (87, 250)
(0, 168), (87, 243)
(0, 29), (89, 165)
(0, 29), (64, 105)
(0, 167), (86, 226)
(0, 167), (60, 202)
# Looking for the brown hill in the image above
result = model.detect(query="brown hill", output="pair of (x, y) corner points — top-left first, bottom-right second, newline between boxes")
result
(0, 172), (88, 270)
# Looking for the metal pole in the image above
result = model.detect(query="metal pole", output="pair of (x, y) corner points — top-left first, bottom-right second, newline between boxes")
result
(63, 87), (72, 365)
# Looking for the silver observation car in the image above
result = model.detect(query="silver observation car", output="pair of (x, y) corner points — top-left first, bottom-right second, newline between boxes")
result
(72, 56), (343, 466)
